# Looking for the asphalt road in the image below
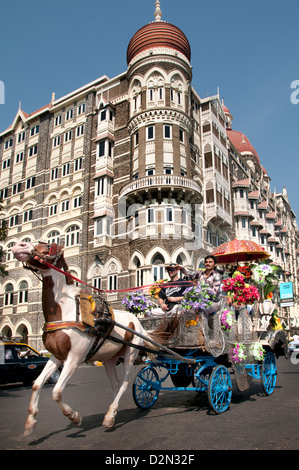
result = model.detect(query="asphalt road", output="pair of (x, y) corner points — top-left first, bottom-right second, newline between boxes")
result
(0, 355), (298, 451)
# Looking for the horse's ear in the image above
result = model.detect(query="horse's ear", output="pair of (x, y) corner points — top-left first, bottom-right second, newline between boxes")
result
(49, 243), (58, 257)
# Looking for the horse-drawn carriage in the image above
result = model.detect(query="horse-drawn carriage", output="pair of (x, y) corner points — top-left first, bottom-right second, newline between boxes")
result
(131, 297), (287, 414)
(11, 240), (287, 435)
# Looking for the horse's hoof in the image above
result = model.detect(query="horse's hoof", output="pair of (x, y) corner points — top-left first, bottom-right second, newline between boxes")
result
(72, 412), (82, 426)
(24, 420), (37, 437)
(102, 416), (115, 428)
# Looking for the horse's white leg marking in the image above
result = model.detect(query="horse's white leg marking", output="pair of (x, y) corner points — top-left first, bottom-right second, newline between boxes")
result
(104, 358), (121, 399)
(24, 357), (62, 436)
(52, 356), (83, 426)
(102, 345), (139, 428)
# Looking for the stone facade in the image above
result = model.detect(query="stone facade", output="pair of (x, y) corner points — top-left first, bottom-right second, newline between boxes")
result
(0, 10), (298, 350)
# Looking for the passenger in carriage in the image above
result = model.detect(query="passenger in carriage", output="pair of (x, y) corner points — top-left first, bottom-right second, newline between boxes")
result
(180, 255), (222, 315)
(151, 263), (191, 316)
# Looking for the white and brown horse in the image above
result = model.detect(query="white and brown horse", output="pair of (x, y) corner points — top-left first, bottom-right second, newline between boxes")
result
(12, 241), (175, 435)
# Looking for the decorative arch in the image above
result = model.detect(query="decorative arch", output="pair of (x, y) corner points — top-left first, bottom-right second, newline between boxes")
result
(144, 67), (168, 85)
(129, 251), (145, 270)
(145, 247), (170, 266)
(104, 257), (122, 276)
(0, 321), (13, 339)
(172, 247), (191, 267)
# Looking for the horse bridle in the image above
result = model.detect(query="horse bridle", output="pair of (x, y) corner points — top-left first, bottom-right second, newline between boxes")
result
(24, 242), (74, 285)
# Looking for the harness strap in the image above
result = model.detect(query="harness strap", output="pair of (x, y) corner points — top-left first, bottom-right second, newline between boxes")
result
(43, 321), (89, 333)
(85, 321), (115, 362)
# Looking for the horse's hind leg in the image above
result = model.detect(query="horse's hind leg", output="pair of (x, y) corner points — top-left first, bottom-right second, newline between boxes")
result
(52, 358), (82, 426)
(102, 347), (138, 428)
(24, 357), (62, 436)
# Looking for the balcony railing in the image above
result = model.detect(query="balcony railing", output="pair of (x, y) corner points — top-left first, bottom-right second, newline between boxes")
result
(119, 175), (203, 200)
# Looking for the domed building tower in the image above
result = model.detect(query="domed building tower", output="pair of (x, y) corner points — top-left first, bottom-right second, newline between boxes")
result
(114, 1), (205, 286)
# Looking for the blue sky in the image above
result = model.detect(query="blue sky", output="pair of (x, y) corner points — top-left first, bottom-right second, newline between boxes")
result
(0, 0), (298, 218)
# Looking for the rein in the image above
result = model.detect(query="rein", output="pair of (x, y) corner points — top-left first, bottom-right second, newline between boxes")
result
(30, 256), (193, 295)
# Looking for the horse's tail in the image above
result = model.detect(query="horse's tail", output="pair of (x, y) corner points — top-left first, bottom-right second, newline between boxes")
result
(143, 312), (181, 349)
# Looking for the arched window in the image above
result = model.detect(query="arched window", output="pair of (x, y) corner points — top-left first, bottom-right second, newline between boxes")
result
(47, 231), (60, 245)
(4, 284), (14, 306)
(65, 225), (80, 247)
(152, 253), (165, 282)
(6, 242), (15, 262)
(133, 256), (144, 287)
(18, 281), (28, 303)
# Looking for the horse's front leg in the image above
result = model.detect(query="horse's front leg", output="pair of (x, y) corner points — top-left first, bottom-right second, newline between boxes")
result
(24, 357), (62, 436)
(52, 357), (82, 426)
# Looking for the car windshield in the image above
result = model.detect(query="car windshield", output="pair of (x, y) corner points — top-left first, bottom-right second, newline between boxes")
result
(15, 345), (40, 359)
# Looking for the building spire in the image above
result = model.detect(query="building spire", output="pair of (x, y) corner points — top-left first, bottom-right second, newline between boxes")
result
(154, 0), (162, 21)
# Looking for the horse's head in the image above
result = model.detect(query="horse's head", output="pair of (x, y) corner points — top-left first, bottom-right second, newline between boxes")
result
(12, 241), (73, 283)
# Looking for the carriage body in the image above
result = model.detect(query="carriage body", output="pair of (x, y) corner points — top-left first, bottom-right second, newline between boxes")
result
(132, 296), (287, 413)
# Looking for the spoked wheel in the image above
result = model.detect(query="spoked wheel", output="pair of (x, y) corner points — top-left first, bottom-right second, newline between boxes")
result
(132, 367), (160, 409)
(261, 351), (277, 395)
(208, 365), (232, 414)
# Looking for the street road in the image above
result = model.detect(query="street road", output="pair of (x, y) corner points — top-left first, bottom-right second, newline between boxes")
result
(0, 356), (298, 451)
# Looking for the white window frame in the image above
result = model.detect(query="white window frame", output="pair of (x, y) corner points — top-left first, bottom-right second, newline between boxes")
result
(54, 115), (62, 126)
(164, 124), (172, 139)
(146, 125), (154, 141)
(165, 207), (173, 223)
(77, 102), (86, 115)
(53, 135), (61, 148)
(147, 207), (155, 224)
(108, 274), (118, 291)
(66, 109), (73, 121)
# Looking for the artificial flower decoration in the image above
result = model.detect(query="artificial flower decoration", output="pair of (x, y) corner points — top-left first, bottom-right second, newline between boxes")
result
(122, 290), (154, 316)
(270, 312), (284, 330)
(251, 263), (281, 300)
(230, 342), (246, 364)
(181, 281), (215, 311)
(186, 319), (197, 326)
(221, 272), (260, 306)
(149, 279), (167, 299)
(249, 342), (265, 361)
(236, 265), (252, 279)
(220, 308), (236, 331)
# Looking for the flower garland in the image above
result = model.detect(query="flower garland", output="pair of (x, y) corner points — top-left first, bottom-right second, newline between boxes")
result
(122, 290), (154, 316)
(230, 342), (246, 364)
(249, 342), (265, 361)
(220, 308), (236, 331)
(221, 272), (260, 306)
(149, 279), (167, 299)
(180, 281), (215, 311)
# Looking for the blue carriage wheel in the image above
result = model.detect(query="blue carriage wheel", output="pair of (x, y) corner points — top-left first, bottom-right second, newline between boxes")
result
(132, 367), (160, 409)
(208, 365), (232, 414)
(261, 351), (277, 396)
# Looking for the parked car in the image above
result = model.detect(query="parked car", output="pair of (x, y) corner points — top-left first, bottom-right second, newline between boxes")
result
(0, 340), (60, 386)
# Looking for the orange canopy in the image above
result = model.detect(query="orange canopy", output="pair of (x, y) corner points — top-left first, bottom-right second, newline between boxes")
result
(211, 239), (270, 264)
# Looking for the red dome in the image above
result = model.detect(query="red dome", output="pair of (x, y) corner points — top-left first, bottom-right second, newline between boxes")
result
(222, 104), (231, 114)
(127, 21), (191, 64)
(227, 129), (260, 163)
